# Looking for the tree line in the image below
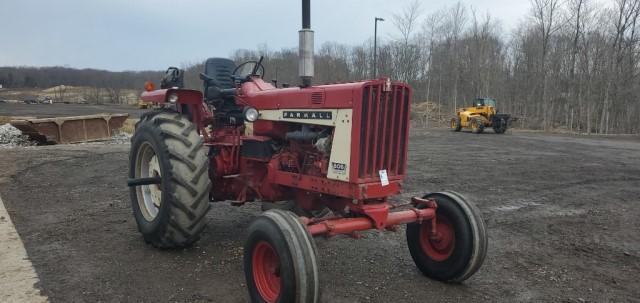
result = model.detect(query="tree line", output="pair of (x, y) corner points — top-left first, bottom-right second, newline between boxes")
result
(0, 66), (162, 91)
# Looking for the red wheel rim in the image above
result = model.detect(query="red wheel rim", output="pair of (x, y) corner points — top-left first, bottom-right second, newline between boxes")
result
(252, 241), (281, 302)
(419, 215), (455, 261)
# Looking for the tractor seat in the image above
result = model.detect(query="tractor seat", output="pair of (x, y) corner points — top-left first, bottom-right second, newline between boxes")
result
(202, 58), (237, 101)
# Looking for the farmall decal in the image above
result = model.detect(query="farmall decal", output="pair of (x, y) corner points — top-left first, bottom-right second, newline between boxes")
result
(283, 111), (333, 120)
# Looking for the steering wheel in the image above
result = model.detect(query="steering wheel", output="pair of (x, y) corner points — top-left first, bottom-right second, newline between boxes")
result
(232, 56), (265, 81)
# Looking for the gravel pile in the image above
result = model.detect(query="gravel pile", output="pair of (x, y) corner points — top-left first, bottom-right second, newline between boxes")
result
(76, 132), (132, 145)
(0, 123), (37, 147)
(104, 132), (131, 145)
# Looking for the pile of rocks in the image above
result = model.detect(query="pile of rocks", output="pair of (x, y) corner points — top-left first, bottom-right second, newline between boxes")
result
(0, 123), (36, 147)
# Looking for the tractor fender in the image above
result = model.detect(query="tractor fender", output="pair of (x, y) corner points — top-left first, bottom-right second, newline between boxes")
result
(140, 88), (203, 105)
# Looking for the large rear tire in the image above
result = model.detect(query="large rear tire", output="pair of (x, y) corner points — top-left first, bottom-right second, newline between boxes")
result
(493, 118), (507, 134)
(244, 209), (319, 303)
(406, 191), (488, 283)
(129, 110), (210, 248)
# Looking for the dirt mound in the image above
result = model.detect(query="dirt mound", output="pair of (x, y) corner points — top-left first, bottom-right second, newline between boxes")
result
(412, 101), (448, 127)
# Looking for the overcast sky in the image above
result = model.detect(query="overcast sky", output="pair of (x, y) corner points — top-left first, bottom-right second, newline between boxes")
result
(0, 0), (531, 71)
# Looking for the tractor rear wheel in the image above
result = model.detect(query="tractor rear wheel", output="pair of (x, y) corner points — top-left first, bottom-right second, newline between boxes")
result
(129, 110), (210, 248)
(451, 117), (462, 132)
(406, 191), (488, 283)
(493, 118), (507, 134)
(471, 118), (484, 134)
(244, 209), (319, 303)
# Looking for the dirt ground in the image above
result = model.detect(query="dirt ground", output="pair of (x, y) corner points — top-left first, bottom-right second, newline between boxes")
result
(0, 128), (639, 302)
(0, 102), (146, 118)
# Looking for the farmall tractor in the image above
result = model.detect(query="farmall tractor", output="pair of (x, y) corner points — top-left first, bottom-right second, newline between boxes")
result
(127, 1), (487, 302)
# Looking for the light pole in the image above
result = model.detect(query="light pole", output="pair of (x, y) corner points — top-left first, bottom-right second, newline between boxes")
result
(373, 17), (384, 79)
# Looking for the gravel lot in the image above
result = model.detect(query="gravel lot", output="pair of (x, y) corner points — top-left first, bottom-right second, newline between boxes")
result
(0, 128), (639, 302)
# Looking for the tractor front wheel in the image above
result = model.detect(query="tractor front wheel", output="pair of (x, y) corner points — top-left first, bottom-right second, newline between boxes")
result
(406, 191), (488, 283)
(244, 209), (319, 303)
(129, 110), (211, 248)
(451, 117), (462, 132)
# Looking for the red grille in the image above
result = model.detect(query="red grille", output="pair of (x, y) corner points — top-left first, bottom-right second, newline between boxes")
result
(357, 84), (410, 180)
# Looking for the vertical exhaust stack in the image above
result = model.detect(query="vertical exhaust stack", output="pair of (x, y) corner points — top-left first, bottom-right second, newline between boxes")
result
(299, 0), (314, 87)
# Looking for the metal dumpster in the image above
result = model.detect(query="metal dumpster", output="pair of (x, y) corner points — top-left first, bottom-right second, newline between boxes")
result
(10, 113), (129, 144)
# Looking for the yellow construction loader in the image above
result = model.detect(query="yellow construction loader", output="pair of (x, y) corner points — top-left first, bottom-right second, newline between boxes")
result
(451, 98), (510, 134)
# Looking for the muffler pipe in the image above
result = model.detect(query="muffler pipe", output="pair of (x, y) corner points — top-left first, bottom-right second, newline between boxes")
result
(299, 0), (314, 87)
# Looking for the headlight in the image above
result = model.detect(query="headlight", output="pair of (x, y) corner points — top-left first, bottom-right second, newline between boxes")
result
(243, 107), (259, 122)
(167, 94), (178, 103)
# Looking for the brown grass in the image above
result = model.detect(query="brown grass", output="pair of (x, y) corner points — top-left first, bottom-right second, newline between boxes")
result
(0, 116), (12, 125)
(119, 119), (138, 134)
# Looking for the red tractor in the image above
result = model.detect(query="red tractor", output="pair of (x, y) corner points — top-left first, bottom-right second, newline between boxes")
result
(127, 1), (487, 302)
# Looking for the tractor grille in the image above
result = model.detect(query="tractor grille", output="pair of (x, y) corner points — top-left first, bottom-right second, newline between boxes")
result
(358, 84), (411, 180)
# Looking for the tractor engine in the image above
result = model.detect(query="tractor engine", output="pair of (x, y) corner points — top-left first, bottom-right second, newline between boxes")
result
(277, 125), (331, 176)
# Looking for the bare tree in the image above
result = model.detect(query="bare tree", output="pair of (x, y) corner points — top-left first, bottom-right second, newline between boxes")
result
(531, 0), (564, 130)
(54, 85), (67, 103)
(391, 0), (423, 83)
(444, 2), (468, 112)
(107, 87), (122, 104)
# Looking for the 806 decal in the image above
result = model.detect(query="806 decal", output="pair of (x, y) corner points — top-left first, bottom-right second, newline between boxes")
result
(331, 162), (346, 174)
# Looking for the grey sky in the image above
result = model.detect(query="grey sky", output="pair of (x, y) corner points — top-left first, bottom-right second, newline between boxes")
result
(0, 0), (530, 71)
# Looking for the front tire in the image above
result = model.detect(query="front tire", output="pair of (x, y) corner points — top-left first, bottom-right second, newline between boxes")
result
(129, 110), (210, 248)
(406, 191), (488, 283)
(244, 209), (319, 303)
(451, 117), (462, 132)
(471, 118), (484, 134)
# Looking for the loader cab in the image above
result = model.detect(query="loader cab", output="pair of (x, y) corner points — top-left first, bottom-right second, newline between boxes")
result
(472, 98), (496, 108)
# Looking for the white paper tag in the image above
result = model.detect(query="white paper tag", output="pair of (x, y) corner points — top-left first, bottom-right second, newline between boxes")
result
(379, 169), (389, 186)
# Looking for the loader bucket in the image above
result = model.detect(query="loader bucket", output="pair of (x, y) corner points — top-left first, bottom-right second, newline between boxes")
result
(10, 113), (129, 144)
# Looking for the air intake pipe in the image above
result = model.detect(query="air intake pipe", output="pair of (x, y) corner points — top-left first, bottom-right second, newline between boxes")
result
(299, 0), (314, 87)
